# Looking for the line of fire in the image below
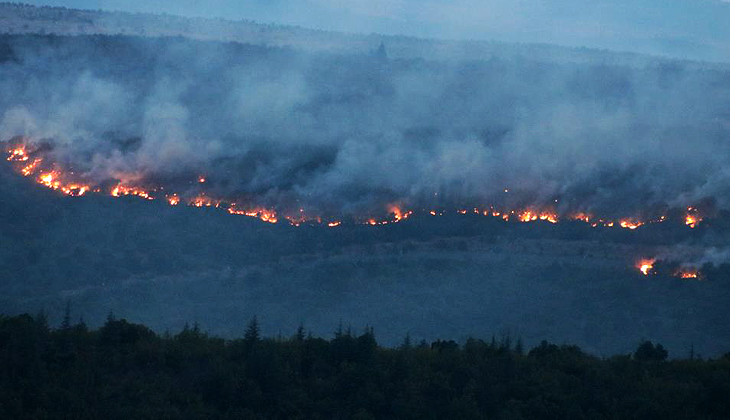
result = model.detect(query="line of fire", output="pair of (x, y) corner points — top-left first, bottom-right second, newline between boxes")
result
(3, 140), (712, 279)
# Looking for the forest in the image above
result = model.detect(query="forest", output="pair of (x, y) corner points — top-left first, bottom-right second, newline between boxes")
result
(1, 313), (729, 419)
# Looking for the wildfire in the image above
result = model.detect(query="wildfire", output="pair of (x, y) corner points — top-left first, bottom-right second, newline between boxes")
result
(519, 211), (537, 222)
(638, 259), (655, 276)
(167, 195), (181, 206)
(227, 206), (278, 223)
(678, 270), (699, 279)
(0, 140), (717, 231)
(189, 195), (220, 207)
(389, 205), (413, 222)
(21, 158), (42, 176)
(111, 185), (153, 200)
(517, 210), (559, 223)
(6, 147), (29, 161)
(620, 219), (644, 230)
(38, 172), (60, 189)
(573, 213), (592, 223)
(685, 207), (701, 228)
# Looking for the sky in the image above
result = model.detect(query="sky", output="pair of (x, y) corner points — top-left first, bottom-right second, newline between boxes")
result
(16, 0), (730, 62)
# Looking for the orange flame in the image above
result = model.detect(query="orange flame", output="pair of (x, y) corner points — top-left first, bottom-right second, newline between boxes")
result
(685, 207), (701, 228)
(679, 270), (699, 279)
(189, 195), (219, 207)
(638, 259), (655, 276)
(167, 194), (181, 206)
(227, 206), (278, 223)
(620, 219), (643, 230)
(111, 185), (153, 200)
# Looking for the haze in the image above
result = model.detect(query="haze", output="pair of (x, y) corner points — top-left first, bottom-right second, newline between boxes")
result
(16, 0), (730, 62)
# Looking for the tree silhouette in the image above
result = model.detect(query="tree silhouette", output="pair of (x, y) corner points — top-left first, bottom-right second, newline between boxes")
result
(634, 340), (668, 361)
(244, 315), (260, 343)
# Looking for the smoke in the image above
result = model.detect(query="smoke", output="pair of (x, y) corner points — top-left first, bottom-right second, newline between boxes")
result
(654, 246), (730, 270)
(1, 34), (730, 219)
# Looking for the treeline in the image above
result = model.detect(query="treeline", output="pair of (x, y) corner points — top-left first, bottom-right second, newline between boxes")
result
(1, 314), (729, 419)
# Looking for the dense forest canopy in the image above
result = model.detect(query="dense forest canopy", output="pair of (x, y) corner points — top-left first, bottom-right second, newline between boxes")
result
(1, 313), (729, 419)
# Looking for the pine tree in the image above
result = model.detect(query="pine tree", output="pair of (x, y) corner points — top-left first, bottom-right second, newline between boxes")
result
(245, 315), (260, 342)
(401, 332), (412, 350)
(61, 301), (72, 330)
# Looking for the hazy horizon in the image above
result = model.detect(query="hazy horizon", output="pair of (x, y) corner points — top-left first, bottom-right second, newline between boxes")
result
(11, 0), (730, 62)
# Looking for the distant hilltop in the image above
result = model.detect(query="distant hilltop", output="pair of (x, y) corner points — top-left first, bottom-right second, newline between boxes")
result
(1, 2), (720, 68)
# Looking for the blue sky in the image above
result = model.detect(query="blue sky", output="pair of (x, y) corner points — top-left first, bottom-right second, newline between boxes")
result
(18, 0), (730, 62)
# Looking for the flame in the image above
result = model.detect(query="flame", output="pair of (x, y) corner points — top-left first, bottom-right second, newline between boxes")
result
(167, 194), (180, 206)
(227, 206), (278, 223)
(111, 185), (153, 200)
(573, 213), (592, 223)
(519, 211), (537, 222)
(60, 184), (89, 196)
(389, 205), (413, 222)
(21, 158), (42, 176)
(38, 172), (60, 189)
(189, 195), (219, 207)
(513, 210), (558, 223)
(7, 147), (29, 161)
(685, 207), (701, 228)
(0, 140), (713, 230)
(638, 259), (655, 276)
(678, 270), (699, 279)
(620, 219), (643, 230)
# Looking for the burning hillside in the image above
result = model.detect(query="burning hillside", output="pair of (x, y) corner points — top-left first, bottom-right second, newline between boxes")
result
(2, 138), (711, 231)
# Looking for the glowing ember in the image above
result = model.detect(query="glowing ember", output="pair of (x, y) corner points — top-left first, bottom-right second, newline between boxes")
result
(638, 259), (655, 276)
(21, 158), (42, 176)
(7, 148), (29, 161)
(679, 270), (699, 279)
(167, 195), (181, 206)
(0, 141), (716, 230)
(189, 195), (219, 207)
(61, 184), (89, 196)
(519, 211), (537, 222)
(539, 213), (558, 223)
(389, 205), (413, 222)
(685, 207), (701, 228)
(620, 219), (643, 230)
(573, 213), (591, 223)
(227, 206), (278, 223)
(111, 185), (154, 200)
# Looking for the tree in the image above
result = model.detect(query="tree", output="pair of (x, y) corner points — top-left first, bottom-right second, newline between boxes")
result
(60, 301), (71, 330)
(634, 340), (668, 361)
(244, 315), (260, 343)
(376, 42), (387, 62)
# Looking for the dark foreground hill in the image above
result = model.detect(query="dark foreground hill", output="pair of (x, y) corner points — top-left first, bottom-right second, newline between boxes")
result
(1, 313), (729, 420)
